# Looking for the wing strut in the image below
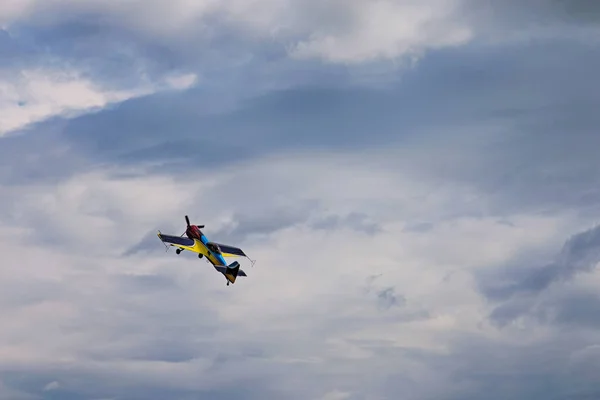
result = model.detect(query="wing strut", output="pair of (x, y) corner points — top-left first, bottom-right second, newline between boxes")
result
(245, 255), (257, 268)
(158, 230), (170, 252)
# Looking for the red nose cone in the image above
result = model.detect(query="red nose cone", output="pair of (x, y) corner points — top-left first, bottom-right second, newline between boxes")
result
(187, 225), (201, 239)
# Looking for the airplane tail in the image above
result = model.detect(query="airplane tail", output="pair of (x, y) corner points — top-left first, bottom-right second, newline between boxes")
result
(213, 261), (247, 285)
(225, 261), (242, 284)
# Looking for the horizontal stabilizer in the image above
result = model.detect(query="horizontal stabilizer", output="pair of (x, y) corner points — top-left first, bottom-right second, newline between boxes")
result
(214, 266), (247, 277)
(227, 261), (240, 270)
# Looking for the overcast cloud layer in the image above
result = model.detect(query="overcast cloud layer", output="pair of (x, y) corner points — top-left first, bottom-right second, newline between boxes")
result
(1, 1), (600, 399)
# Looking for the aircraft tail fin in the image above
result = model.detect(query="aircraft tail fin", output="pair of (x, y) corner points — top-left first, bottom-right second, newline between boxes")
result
(214, 261), (246, 284)
(225, 261), (241, 284)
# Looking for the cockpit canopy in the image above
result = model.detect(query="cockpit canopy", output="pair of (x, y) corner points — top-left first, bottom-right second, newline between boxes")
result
(206, 242), (221, 254)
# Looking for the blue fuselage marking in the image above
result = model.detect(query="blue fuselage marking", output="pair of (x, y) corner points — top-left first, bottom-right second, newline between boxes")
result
(199, 234), (227, 266)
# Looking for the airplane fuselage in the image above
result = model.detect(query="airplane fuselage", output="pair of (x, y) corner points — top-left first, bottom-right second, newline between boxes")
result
(186, 224), (228, 267)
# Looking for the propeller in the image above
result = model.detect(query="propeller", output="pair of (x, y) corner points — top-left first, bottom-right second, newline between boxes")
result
(183, 215), (204, 231)
(180, 215), (191, 237)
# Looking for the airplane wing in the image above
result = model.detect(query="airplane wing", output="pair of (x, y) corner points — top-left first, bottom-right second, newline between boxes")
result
(213, 242), (247, 257)
(157, 232), (203, 254)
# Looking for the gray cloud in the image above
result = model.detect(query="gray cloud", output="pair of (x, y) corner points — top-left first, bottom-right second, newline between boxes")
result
(210, 201), (320, 244)
(523, 290), (600, 332)
(376, 287), (404, 310)
(363, 275), (425, 317)
(122, 207), (309, 258)
(463, 0), (600, 40)
(0, 261), (267, 399)
(431, 334), (600, 400)
(122, 230), (167, 257)
(479, 224), (600, 303)
(2, 3), (600, 400)
(3, 34), (597, 204)
(310, 212), (383, 236)
(485, 287), (600, 332)
(547, 291), (600, 329)
(498, 0), (600, 24)
(473, 223), (600, 331)
(403, 222), (434, 233)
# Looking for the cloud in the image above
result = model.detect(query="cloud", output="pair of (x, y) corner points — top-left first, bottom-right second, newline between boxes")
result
(474, 224), (600, 328)
(1, 5), (600, 398)
(0, 67), (198, 136)
(1, 0), (597, 140)
(310, 212), (383, 235)
(43, 381), (59, 391)
(321, 389), (352, 400)
(376, 287), (405, 310)
(3, 0), (595, 80)
(469, 0), (600, 26)
(479, 224), (600, 303)
(287, 0), (471, 63)
(0, 380), (38, 400)
(0, 145), (589, 399)
(1, 0), (473, 65)
(2, 28), (595, 192)
(164, 73), (198, 90)
(459, 0), (600, 47)
(0, 68), (146, 136)
(0, 160), (595, 400)
(422, 332), (600, 400)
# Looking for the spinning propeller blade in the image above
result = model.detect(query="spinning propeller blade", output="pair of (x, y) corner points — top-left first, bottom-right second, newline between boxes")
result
(184, 215), (204, 230)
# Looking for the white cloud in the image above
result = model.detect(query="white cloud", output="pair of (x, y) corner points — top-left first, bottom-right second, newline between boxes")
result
(0, 0), (35, 28)
(289, 0), (472, 63)
(0, 149), (588, 397)
(2, 0), (596, 71)
(0, 68), (198, 136)
(164, 73), (199, 90)
(43, 381), (60, 391)
(1, 0), (472, 64)
(0, 2), (597, 396)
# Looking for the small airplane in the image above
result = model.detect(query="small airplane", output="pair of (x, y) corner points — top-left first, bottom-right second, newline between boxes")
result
(157, 215), (254, 286)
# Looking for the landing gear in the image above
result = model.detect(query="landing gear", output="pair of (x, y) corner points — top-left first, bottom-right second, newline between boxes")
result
(198, 254), (203, 259)
(176, 249), (182, 255)
(227, 281), (230, 286)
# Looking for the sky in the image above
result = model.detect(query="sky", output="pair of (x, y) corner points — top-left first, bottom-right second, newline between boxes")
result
(1, 0), (600, 399)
